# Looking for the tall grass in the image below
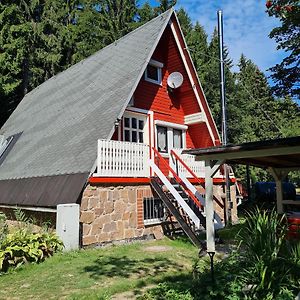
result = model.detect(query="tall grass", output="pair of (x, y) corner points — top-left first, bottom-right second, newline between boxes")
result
(238, 208), (300, 299)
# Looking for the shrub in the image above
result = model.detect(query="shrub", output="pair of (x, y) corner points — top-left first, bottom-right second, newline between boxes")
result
(191, 254), (245, 300)
(237, 207), (300, 299)
(0, 229), (64, 272)
(138, 283), (193, 300)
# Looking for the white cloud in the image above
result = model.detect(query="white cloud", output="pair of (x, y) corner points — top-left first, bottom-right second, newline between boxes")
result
(175, 0), (286, 74)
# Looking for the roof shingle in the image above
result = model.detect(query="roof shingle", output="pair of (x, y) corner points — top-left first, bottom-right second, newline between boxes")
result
(0, 10), (173, 181)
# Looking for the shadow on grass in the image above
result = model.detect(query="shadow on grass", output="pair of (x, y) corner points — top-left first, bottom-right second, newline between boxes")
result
(82, 255), (184, 279)
(134, 255), (246, 300)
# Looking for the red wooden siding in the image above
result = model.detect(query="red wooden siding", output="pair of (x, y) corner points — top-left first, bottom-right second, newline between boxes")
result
(188, 123), (214, 148)
(134, 25), (217, 149)
(111, 128), (118, 141)
(170, 15), (220, 145)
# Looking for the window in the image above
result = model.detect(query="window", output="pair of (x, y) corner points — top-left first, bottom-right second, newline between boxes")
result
(156, 123), (186, 154)
(123, 115), (145, 143)
(157, 126), (168, 153)
(0, 135), (13, 158)
(143, 197), (165, 225)
(145, 59), (163, 85)
(0, 132), (22, 167)
(173, 129), (183, 148)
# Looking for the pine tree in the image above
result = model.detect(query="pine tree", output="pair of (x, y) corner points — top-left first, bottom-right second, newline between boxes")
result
(202, 29), (234, 132)
(0, 1), (41, 126)
(97, 0), (138, 44)
(155, 0), (176, 14)
(233, 55), (283, 143)
(0, 0), (135, 127)
(177, 8), (208, 83)
(138, 1), (155, 23)
(186, 22), (208, 85)
(266, 0), (300, 98)
(176, 7), (192, 38)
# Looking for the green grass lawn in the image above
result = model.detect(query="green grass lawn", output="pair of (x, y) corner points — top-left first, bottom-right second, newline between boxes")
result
(0, 238), (209, 300)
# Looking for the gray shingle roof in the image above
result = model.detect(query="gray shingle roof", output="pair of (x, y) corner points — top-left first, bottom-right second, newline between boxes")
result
(0, 9), (173, 181)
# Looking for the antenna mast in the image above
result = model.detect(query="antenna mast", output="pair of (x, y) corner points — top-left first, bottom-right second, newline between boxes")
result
(217, 10), (232, 224)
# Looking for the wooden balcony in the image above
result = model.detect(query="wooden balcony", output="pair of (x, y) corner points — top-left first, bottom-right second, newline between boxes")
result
(93, 140), (223, 179)
(93, 140), (150, 177)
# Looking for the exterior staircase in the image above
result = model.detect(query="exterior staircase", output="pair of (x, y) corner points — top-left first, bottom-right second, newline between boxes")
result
(151, 177), (204, 248)
(149, 148), (224, 248)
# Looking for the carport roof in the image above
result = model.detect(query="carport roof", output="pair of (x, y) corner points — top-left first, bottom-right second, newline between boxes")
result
(184, 136), (300, 170)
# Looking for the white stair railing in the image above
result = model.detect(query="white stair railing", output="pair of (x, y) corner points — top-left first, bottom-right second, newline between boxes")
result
(177, 170), (224, 230)
(170, 150), (224, 229)
(149, 159), (201, 229)
(172, 148), (223, 178)
(94, 140), (149, 177)
(171, 148), (205, 178)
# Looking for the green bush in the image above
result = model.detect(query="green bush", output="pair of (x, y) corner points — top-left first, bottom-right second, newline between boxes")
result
(0, 229), (64, 272)
(191, 254), (245, 300)
(138, 283), (193, 300)
(139, 208), (300, 300)
(237, 208), (300, 299)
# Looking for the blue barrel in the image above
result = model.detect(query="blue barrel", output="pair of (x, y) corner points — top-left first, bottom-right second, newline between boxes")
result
(254, 182), (296, 202)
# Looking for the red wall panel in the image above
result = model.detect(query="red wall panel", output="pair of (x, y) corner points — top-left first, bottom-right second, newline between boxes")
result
(134, 26), (216, 149)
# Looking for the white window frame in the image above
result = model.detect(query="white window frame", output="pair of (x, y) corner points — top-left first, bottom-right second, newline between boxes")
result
(154, 120), (187, 156)
(0, 136), (13, 159)
(123, 112), (148, 144)
(145, 59), (163, 85)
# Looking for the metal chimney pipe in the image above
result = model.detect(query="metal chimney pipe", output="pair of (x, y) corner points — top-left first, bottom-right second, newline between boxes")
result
(217, 10), (227, 145)
(217, 10), (232, 224)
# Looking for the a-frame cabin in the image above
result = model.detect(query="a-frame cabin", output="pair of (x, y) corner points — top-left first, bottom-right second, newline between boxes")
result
(0, 9), (238, 248)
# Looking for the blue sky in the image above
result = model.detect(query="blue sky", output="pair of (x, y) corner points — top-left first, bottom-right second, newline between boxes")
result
(140, 0), (285, 77)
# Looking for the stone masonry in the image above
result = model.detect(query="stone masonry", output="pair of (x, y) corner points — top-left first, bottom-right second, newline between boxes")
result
(80, 184), (164, 247)
(80, 182), (238, 247)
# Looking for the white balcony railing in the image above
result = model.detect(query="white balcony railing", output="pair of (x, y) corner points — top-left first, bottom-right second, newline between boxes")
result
(93, 141), (223, 179)
(171, 148), (223, 178)
(94, 140), (150, 177)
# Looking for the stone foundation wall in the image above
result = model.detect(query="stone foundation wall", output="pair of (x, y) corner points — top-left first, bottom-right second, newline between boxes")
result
(80, 184), (164, 247)
(80, 181), (239, 247)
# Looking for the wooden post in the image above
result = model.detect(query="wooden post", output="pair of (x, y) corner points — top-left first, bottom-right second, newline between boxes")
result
(205, 160), (215, 252)
(268, 168), (289, 214)
(275, 178), (283, 214)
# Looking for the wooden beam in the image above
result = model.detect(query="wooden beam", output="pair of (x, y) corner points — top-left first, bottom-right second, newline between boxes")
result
(282, 200), (300, 206)
(194, 145), (300, 162)
(89, 177), (150, 184)
(268, 168), (289, 214)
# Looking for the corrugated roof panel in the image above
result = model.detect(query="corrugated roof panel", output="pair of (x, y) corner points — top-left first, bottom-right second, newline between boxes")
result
(0, 174), (89, 207)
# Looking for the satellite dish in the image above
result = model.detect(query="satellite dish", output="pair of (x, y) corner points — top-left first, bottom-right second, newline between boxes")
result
(167, 72), (183, 89)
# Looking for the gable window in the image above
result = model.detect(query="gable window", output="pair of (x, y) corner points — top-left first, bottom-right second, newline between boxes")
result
(145, 59), (163, 85)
